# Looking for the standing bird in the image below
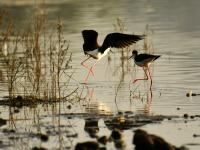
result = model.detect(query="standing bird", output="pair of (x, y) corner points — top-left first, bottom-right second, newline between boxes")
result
(129, 50), (161, 87)
(81, 30), (145, 83)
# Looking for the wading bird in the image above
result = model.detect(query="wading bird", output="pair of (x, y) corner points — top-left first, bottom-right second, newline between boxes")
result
(129, 50), (161, 87)
(81, 30), (145, 83)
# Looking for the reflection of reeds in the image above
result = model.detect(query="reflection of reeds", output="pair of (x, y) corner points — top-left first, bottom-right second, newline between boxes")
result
(112, 19), (155, 102)
(113, 18), (130, 81)
(0, 14), (23, 98)
(113, 18), (135, 103)
(0, 12), (75, 101)
(23, 14), (44, 98)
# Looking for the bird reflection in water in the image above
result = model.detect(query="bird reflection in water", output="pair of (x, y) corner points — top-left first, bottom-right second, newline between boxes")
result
(143, 89), (153, 114)
(84, 118), (99, 138)
(84, 97), (113, 138)
(82, 83), (95, 101)
(86, 86), (95, 100)
(131, 86), (153, 115)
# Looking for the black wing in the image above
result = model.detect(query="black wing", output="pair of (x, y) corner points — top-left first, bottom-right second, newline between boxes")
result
(99, 33), (145, 53)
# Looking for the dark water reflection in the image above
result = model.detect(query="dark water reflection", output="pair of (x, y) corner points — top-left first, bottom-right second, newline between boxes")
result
(1, 0), (200, 150)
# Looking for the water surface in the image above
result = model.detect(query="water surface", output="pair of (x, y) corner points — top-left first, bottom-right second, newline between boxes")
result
(0, 0), (200, 150)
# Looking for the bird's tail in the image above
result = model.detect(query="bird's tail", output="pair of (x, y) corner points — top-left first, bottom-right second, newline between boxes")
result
(154, 55), (161, 60)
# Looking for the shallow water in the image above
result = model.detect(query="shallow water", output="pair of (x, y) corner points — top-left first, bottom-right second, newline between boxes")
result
(0, 0), (200, 150)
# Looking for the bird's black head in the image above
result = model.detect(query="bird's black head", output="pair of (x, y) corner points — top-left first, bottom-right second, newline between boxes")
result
(132, 50), (138, 55)
(129, 50), (138, 59)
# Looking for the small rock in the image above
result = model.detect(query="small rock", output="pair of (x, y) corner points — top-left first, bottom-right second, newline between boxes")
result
(0, 118), (7, 127)
(14, 109), (20, 113)
(41, 135), (48, 142)
(167, 117), (172, 120)
(2, 128), (15, 133)
(67, 105), (72, 109)
(75, 141), (99, 150)
(66, 133), (78, 138)
(133, 129), (188, 150)
(190, 116), (195, 119)
(195, 115), (200, 118)
(84, 119), (99, 138)
(16, 95), (23, 101)
(133, 129), (154, 150)
(114, 140), (126, 149)
(37, 133), (49, 142)
(193, 134), (200, 138)
(124, 111), (134, 115)
(117, 111), (123, 115)
(32, 147), (48, 150)
(98, 136), (108, 145)
(110, 128), (122, 141)
(183, 114), (189, 119)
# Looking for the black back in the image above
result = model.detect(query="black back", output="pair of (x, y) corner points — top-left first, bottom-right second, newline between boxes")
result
(135, 53), (161, 62)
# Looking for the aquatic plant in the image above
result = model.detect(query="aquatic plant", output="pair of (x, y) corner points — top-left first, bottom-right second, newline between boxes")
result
(113, 18), (131, 80)
(0, 11), (75, 102)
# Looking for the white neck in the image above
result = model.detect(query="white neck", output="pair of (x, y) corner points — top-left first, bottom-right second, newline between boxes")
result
(86, 48), (111, 60)
(97, 48), (111, 60)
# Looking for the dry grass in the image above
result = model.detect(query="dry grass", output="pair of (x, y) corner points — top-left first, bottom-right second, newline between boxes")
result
(0, 11), (76, 102)
(112, 18), (131, 80)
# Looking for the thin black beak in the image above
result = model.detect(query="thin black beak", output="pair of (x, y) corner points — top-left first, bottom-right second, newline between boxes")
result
(128, 55), (133, 60)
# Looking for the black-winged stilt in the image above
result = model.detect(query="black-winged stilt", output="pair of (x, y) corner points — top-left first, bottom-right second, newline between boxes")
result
(81, 30), (145, 83)
(129, 50), (161, 86)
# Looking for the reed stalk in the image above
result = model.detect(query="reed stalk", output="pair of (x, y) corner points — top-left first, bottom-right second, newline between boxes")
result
(0, 11), (74, 102)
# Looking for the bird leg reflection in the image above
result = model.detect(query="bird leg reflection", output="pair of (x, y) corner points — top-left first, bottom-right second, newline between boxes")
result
(143, 88), (153, 114)
(147, 67), (153, 90)
(81, 57), (95, 76)
(85, 86), (95, 100)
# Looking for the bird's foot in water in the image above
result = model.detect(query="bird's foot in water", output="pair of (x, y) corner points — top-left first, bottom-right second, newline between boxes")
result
(132, 78), (148, 84)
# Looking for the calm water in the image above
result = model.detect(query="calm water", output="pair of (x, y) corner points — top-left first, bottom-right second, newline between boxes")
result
(0, 0), (200, 150)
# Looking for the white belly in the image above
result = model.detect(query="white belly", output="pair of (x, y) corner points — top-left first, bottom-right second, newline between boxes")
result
(86, 48), (111, 60)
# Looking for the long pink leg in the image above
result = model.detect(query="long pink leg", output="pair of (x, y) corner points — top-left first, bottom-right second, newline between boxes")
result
(133, 67), (149, 83)
(89, 61), (98, 76)
(83, 61), (99, 83)
(81, 57), (94, 76)
(84, 70), (91, 83)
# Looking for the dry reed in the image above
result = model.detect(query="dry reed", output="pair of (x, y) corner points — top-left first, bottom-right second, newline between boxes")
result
(0, 11), (76, 103)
